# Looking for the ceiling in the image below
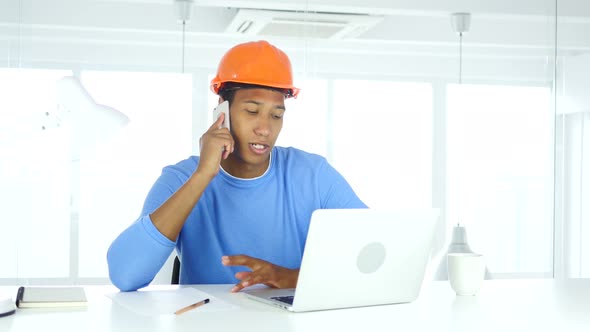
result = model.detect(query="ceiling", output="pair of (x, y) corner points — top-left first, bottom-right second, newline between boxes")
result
(2, 0), (588, 45)
(97, 0), (590, 18)
(0, 0), (588, 82)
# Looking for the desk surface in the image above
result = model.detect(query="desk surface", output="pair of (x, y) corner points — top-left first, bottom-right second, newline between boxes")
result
(1, 279), (589, 332)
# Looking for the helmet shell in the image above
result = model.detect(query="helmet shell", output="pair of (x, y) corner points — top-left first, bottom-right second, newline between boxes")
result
(210, 40), (300, 98)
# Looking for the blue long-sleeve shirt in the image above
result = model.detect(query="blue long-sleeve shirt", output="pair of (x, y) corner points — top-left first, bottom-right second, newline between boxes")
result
(107, 147), (366, 291)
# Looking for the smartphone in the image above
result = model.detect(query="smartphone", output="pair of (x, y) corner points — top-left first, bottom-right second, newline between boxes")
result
(213, 100), (230, 130)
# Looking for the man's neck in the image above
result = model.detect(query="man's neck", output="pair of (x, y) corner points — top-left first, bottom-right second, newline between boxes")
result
(220, 155), (271, 179)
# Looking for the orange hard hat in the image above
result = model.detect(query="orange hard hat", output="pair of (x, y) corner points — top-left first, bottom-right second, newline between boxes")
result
(210, 40), (300, 98)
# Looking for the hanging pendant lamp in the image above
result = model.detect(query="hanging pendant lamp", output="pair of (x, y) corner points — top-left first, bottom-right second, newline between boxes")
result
(174, 0), (194, 73)
(451, 12), (471, 84)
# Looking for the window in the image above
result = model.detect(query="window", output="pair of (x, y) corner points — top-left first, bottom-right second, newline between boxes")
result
(77, 71), (192, 279)
(0, 69), (192, 283)
(447, 84), (553, 276)
(555, 112), (590, 277)
(279, 79), (329, 157)
(1, 69), (555, 283)
(331, 80), (433, 209)
(0, 68), (72, 279)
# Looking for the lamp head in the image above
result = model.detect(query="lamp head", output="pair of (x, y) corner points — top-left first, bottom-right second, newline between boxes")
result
(449, 224), (473, 253)
(56, 76), (130, 159)
(451, 12), (471, 35)
(174, 0), (194, 23)
(56, 76), (130, 128)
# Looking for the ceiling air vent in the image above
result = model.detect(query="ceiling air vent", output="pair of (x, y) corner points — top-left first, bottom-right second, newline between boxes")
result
(225, 9), (383, 39)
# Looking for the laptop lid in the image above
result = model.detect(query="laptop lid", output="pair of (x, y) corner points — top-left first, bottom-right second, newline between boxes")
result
(243, 208), (440, 312)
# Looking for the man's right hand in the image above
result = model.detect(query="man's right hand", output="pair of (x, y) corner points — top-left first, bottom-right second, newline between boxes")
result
(150, 113), (234, 241)
(197, 113), (234, 179)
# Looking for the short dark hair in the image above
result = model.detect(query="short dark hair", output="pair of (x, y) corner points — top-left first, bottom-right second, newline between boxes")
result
(218, 82), (291, 106)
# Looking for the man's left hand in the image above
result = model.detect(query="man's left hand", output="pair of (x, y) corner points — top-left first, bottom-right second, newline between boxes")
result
(221, 255), (299, 292)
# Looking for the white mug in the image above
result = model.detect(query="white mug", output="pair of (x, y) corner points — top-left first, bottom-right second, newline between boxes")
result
(447, 253), (486, 296)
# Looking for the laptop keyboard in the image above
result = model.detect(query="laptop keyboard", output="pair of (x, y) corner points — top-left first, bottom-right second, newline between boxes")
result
(271, 296), (294, 305)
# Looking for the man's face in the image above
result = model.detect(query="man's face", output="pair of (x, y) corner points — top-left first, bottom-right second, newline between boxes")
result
(222, 88), (285, 178)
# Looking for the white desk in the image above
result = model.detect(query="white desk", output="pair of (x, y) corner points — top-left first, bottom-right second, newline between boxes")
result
(1, 279), (589, 332)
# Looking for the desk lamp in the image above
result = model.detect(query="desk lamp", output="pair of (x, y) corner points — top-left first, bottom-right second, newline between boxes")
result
(45, 76), (130, 159)
(434, 223), (474, 280)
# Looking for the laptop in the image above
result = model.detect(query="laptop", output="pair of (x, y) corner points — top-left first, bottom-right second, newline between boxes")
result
(242, 208), (440, 312)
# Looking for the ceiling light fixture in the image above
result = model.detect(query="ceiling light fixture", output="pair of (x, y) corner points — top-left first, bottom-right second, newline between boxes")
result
(174, 0), (194, 73)
(451, 13), (471, 84)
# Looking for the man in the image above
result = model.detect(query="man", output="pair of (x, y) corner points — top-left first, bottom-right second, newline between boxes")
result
(107, 40), (366, 292)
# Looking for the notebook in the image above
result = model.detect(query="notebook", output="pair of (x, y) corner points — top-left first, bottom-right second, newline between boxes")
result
(243, 208), (440, 312)
(16, 286), (87, 308)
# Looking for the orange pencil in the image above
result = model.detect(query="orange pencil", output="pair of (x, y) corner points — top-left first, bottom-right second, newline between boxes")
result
(174, 298), (210, 315)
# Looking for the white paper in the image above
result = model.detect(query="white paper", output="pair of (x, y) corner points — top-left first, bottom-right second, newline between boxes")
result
(106, 287), (235, 316)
